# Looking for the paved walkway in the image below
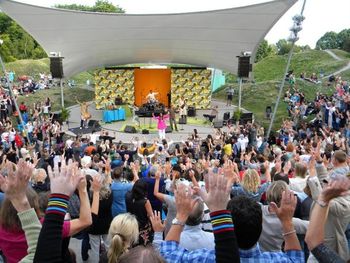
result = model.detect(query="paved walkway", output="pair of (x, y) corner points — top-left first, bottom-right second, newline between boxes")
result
(323, 49), (350, 79)
(324, 49), (342, 61)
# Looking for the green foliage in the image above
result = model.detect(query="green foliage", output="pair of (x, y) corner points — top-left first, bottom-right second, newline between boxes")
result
(55, 0), (124, 13)
(255, 40), (277, 62)
(60, 107), (71, 122)
(316, 29), (350, 51)
(0, 34), (16, 62)
(276, 39), (293, 55)
(342, 38), (350, 53)
(0, 13), (47, 62)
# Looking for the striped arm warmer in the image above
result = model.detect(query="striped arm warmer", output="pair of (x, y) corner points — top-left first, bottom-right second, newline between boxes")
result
(46, 193), (69, 216)
(210, 210), (234, 234)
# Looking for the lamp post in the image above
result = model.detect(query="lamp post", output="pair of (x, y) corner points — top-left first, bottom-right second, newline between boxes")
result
(266, 0), (307, 139)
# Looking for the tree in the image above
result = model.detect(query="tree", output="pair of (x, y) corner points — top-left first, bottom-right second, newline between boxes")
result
(0, 34), (16, 62)
(338, 29), (350, 49)
(276, 39), (293, 55)
(92, 0), (124, 13)
(55, 0), (124, 13)
(342, 38), (350, 53)
(315, 31), (339, 50)
(255, 40), (276, 62)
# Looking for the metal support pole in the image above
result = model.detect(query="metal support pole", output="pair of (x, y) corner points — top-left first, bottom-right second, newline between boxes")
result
(0, 55), (25, 128)
(238, 78), (243, 111)
(266, 0), (307, 139)
(60, 78), (64, 108)
(266, 45), (295, 139)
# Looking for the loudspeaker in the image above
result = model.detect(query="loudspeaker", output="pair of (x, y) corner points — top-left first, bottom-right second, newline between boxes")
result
(213, 121), (223, 128)
(223, 112), (230, 121)
(88, 120), (100, 128)
(188, 107), (196, 117)
(124, 125), (137, 133)
(142, 129), (149, 134)
(115, 97), (123, 105)
(238, 56), (251, 78)
(239, 113), (253, 124)
(178, 117), (187, 124)
(165, 127), (172, 133)
(50, 57), (64, 79)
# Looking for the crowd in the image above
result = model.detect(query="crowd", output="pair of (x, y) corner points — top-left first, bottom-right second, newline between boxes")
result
(0, 73), (349, 263)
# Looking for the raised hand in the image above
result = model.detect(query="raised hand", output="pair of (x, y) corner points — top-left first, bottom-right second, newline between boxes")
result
(155, 169), (161, 180)
(0, 159), (34, 212)
(91, 174), (102, 193)
(174, 184), (195, 222)
(150, 210), (165, 232)
(320, 178), (350, 203)
(48, 159), (84, 197)
(200, 173), (230, 212)
(270, 190), (297, 223)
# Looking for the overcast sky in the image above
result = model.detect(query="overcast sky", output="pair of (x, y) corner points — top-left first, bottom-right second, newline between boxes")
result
(15, 0), (350, 48)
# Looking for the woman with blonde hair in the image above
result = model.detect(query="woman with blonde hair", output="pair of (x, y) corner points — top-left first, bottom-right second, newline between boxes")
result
(106, 213), (139, 263)
(231, 166), (271, 202)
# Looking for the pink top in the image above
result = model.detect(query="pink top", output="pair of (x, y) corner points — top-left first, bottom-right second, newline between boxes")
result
(153, 114), (169, 130)
(0, 220), (70, 263)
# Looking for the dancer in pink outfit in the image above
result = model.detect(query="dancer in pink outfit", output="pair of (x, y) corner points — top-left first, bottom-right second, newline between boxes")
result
(152, 113), (169, 139)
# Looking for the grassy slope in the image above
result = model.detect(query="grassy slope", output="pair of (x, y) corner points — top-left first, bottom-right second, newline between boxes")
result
(254, 50), (347, 82)
(213, 49), (350, 130)
(19, 87), (95, 112)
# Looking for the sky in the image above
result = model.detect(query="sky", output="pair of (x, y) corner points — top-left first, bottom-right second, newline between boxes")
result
(14, 0), (350, 48)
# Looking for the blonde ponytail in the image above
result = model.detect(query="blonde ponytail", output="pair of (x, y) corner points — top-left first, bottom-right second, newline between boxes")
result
(107, 213), (139, 262)
(108, 234), (125, 263)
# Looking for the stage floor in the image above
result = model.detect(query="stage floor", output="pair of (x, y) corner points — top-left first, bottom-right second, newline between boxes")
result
(65, 99), (249, 142)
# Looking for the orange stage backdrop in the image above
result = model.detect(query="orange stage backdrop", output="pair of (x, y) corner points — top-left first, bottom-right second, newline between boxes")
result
(134, 69), (171, 107)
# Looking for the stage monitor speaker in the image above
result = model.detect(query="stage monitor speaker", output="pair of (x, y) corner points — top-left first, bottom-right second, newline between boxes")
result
(88, 120), (100, 128)
(188, 107), (196, 117)
(178, 117), (187, 125)
(165, 127), (172, 133)
(213, 121), (224, 128)
(223, 112), (230, 121)
(239, 112), (253, 124)
(142, 129), (149, 134)
(237, 56), (251, 78)
(50, 57), (64, 79)
(124, 125), (137, 134)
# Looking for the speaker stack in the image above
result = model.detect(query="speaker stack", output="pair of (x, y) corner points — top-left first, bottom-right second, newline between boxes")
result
(50, 57), (64, 79)
(237, 56), (251, 78)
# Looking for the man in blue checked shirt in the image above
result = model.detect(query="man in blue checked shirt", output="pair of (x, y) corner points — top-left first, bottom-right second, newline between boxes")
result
(158, 174), (304, 263)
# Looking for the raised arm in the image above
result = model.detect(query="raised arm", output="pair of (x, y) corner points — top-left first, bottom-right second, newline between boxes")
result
(34, 160), (84, 262)
(91, 175), (102, 215)
(0, 160), (41, 263)
(270, 190), (301, 252)
(305, 179), (350, 263)
(154, 170), (167, 202)
(69, 176), (92, 236)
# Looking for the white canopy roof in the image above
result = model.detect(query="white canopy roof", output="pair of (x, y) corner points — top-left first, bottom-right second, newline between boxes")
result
(0, 0), (297, 77)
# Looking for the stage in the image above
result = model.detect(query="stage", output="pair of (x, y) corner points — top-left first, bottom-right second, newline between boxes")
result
(65, 99), (251, 142)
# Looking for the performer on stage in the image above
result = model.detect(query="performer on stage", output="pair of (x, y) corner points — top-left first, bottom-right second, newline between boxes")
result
(179, 95), (187, 122)
(146, 90), (158, 104)
(128, 104), (140, 127)
(76, 98), (92, 129)
(152, 112), (169, 139)
(168, 106), (178, 132)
